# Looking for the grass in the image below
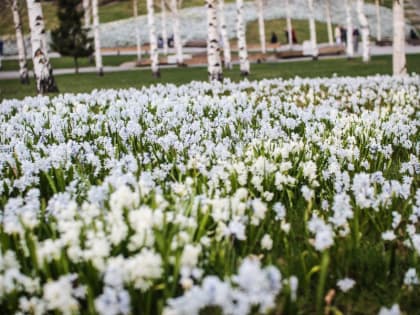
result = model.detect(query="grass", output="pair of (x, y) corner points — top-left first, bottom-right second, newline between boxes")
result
(1, 54), (419, 101)
(0, 55), (136, 71)
(0, 0), (233, 37)
(0, 0), (391, 37)
(247, 19), (334, 45)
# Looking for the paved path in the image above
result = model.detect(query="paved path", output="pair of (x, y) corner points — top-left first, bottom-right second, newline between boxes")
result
(1, 44), (420, 80)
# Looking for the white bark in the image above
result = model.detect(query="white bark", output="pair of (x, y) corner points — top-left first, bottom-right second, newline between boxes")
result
(307, 0), (318, 58)
(357, 0), (370, 62)
(26, 0), (58, 93)
(375, 0), (382, 41)
(207, 0), (223, 81)
(161, 0), (169, 55)
(393, 0), (406, 76)
(345, 0), (354, 58)
(133, 0), (142, 62)
(92, 0), (103, 75)
(11, 0), (29, 83)
(285, 0), (293, 47)
(83, 0), (91, 28)
(147, 0), (160, 76)
(325, 0), (333, 45)
(219, 0), (232, 69)
(256, 0), (266, 54)
(171, 0), (183, 64)
(236, 0), (250, 75)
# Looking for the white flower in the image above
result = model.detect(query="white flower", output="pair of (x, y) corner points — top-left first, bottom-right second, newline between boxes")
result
(261, 234), (273, 250)
(381, 230), (396, 241)
(378, 304), (401, 315)
(95, 287), (130, 315)
(403, 268), (419, 286)
(336, 278), (356, 292)
(181, 244), (202, 268)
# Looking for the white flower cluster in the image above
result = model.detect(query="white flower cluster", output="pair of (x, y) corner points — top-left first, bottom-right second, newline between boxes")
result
(164, 258), (282, 315)
(0, 74), (419, 314)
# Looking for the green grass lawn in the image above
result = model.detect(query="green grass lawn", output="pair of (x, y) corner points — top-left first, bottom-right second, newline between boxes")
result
(0, 0), (233, 37)
(1, 54), (419, 101)
(0, 0), (391, 37)
(247, 19), (333, 45)
(0, 55), (137, 72)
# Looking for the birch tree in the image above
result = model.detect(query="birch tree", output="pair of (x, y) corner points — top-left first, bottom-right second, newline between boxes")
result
(285, 0), (293, 47)
(375, 0), (382, 41)
(147, 0), (160, 77)
(133, 0), (142, 62)
(345, 0), (354, 58)
(307, 0), (318, 59)
(393, 0), (406, 76)
(256, 0), (266, 54)
(206, 0), (223, 81)
(82, 0), (90, 28)
(26, 0), (58, 93)
(170, 0), (184, 65)
(161, 0), (169, 55)
(236, 0), (250, 75)
(325, 0), (333, 45)
(92, 0), (103, 75)
(218, 0), (232, 69)
(10, 0), (29, 84)
(357, 0), (370, 62)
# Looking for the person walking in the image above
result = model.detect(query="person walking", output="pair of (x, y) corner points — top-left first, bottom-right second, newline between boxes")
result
(353, 28), (360, 53)
(335, 25), (342, 44)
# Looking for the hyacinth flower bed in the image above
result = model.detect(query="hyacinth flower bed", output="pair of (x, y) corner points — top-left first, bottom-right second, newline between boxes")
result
(0, 75), (419, 315)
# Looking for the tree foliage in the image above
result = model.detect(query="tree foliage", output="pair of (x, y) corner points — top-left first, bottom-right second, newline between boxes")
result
(51, 0), (93, 73)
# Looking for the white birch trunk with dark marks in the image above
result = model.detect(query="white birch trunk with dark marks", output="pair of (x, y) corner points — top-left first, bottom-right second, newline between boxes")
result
(171, 0), (184, 65)
(393, 0), (406, 76)
(307, 0), (318, 59)
(133, 0), (142, 62)
(256, 0), (266, 54)
(345, 0), (354, 58)
(161, 0), (168, 55)
(325, 0), (333, 45)
(286, 0), (293, 48)
(376, 0), (382, 41)
(207, 0), (223, 81)
(147, 0), (160, 77)
(83, 0), (91, 28)
(219, 0), (232, 69)
(357, 0), (370, 62)
(92, 0), (103, 75)
(26, 0), (58, 94)
(11, 0), (29, 84)
(236, 0), (250, 75)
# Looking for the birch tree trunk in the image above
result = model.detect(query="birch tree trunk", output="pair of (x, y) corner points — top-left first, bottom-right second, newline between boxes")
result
(206, 0), (223, 81)
(147, 0), (160, 77)
(171, 0), (184, 65)
(92, 0), (103, 75)
(11, 0), (29, 84)
(26, 0), (58, 94)
(345, 0), (354, 58)
(236, 0), (250, 75)
(256, 0), (266, 54)
(307, 0), (318, 59)
(325, 0), (333, 45)
(285, 0), (293, 48)
(219, 0), (232, 69)
(393, 0), (406, 76)
(82, 0), (91, 28)
(375, 0), (382, 41)
(357, 0), (370, 62)
(133, 0), (142, 62)
(161, 0), (169, 55)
